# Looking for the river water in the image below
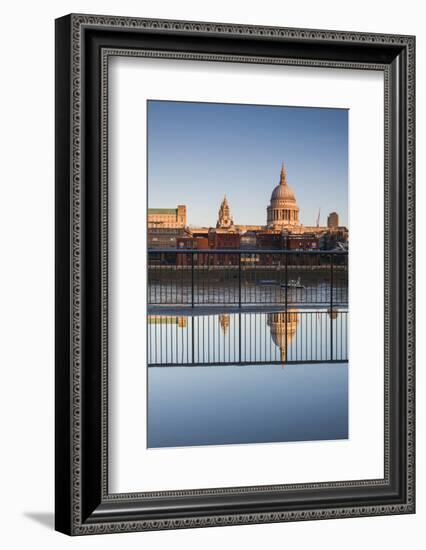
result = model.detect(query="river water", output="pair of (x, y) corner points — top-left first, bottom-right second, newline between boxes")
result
(147, 310), (348, 448)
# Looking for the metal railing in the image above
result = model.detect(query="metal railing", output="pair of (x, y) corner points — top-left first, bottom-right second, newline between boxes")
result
(148, 249), (348, 308)
(148, 310), (348, 367)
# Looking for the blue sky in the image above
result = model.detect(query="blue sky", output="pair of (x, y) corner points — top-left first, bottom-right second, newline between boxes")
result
(147, 101), (348, 227)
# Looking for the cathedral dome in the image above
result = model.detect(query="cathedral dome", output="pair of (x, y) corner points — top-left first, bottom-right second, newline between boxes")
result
(266, 163), (300, 228)
(271, 181), (296, 202)
(270, 163), (296, 202)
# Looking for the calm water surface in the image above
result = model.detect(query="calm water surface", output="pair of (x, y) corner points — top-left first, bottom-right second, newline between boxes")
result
(147, 311), (348, 448)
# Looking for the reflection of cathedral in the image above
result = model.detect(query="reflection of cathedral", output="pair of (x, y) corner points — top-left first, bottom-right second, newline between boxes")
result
(148, 316), (187, 327)
(328, 308), (338, 320)
(219, 314), (230, 334)
(267, 311), (299, 363)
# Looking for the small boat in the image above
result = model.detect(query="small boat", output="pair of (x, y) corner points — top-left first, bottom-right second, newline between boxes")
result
(257, 279), (277, 286)
(280, 277), (305, 289)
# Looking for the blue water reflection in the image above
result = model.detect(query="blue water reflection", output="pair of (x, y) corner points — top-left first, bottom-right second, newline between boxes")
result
(147, 311), (348, 448)
(148, 362), (348, 448)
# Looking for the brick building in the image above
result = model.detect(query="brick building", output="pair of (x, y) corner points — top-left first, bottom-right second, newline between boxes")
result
(148, 205), (187, 228)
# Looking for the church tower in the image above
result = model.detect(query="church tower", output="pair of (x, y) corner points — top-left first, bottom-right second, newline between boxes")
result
(216, 195), (234, 229)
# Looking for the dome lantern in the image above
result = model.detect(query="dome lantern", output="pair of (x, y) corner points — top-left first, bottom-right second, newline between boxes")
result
(280, 162), (287, 185)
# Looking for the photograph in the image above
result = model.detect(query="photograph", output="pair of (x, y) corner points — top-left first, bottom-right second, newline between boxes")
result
(51, 10), (415, 537)
(0, 0), (419, 544)
(147, 100), (349, 448)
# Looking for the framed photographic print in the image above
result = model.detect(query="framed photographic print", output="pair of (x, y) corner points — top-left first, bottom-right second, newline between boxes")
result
(55, 14), (415, 535)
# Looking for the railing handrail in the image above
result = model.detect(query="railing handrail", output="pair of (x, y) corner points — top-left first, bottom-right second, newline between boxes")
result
(148, 248), (348, 255)
(148, 310), (349, 366)
(148, 248), (347, 308)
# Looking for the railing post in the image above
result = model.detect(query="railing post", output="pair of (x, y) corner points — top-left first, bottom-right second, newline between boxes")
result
(285, 249), (288, 311)
(330, 253), (334, 361)
(191, 315), (195, 364)
(191, 251), (194, 308)
(285, 246), (289, 364)
(238, 312), (242, 364)
(238, 252), (242, 307)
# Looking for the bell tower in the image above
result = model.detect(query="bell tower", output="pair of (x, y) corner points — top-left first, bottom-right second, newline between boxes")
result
(216, 195), (234, 229)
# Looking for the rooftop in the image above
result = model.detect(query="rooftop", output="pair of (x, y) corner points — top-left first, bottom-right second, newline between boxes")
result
(148, 208), (177, 215)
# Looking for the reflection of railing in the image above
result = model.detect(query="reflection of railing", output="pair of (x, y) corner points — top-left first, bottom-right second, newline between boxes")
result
(148, 310), (348, 367)
(148, 249), (348, 308)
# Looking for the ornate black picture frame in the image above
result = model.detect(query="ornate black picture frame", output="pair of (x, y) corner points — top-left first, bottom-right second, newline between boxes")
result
(55, 14), (415, 535)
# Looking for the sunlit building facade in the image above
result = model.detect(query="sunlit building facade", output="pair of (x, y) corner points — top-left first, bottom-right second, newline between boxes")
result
(147, 163), (347, 251)
(148, 205), (187, 228)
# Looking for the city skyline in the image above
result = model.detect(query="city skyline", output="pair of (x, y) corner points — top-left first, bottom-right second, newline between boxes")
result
(147, 100), (349, 228)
